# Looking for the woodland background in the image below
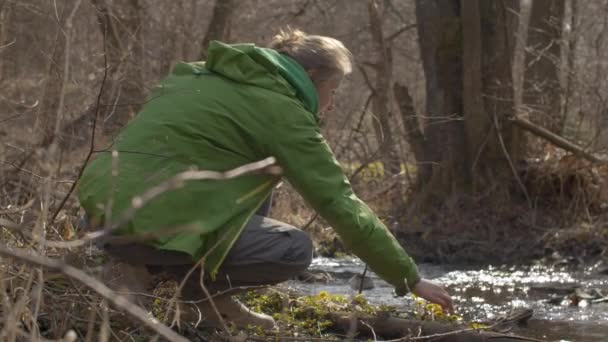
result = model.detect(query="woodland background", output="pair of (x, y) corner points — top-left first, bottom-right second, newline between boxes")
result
(0, 0), (607, 340)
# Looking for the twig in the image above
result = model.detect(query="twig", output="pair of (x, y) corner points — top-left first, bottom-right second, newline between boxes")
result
(0, 244), (189, 342)
(161, 226), (237, 334)
(0, 198), (34, 215)
(51, 0), (81, 141)
(494, 114), (532, 208)
(0, 159), (75, 184)
(360, 320), (377, 341)
(0, 217), (19, 230)
(126, 284), (267, 306)
(50, 4), (110, 224)
(43, 157), (281, 249)
(0, 38), (15, 50)
(105, 157), (280, 234)
(302, 213), (319, 230)
(357, 63), (377, 95)
(198, 263), (231, 336)
(43, 222), (201, 249)
(358, 265), (368, 294)
(385, 24), (417, 41)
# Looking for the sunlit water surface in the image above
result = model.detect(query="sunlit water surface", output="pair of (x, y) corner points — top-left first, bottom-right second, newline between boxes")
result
(282, 257), (608, 341)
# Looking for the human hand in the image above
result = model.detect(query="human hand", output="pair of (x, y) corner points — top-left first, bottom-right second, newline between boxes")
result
(412, 278), (454, 313)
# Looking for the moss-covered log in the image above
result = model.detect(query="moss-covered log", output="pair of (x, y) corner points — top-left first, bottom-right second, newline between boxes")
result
(330, 312), (542, 342)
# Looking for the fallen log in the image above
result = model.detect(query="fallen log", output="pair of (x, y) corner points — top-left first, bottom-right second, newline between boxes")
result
(510, 116), (605, 164)
(329, 312), (544, 342)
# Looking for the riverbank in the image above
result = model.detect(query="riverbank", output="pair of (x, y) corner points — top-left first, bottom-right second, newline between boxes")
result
(283, 257), (608, 342)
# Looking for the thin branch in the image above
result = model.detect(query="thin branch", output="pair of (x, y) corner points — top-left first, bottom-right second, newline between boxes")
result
(0, 113), (24, 124)
(0, 244), (189, 342)
(106, 157), (280, 233)
(302, 213), (319, 230)
(43, 222), (200, 249)
(45, 157), (281, 248)
(160, 226), (238, 336)
(51, 0), (81, 141)
(50, 3), (110, 223)
(0, 37), (15, 49)
(357, 64), (376, 95)
(198, 263), (231, 336)
(0, 159), (75, 184)
(357, 265), (369, 294)
(0, 198), (34, 215)
(385, 23), (417, 41)
(494, 114), (532, 208)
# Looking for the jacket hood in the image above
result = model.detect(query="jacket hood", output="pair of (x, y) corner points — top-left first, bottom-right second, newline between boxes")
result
(205, 41), (319, 116)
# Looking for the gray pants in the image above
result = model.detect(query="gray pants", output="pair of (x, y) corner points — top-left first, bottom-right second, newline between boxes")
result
(101, 199), (313, 300)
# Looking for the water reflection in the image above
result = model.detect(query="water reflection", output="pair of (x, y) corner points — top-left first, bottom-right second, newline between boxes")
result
(286, 257), (608, 341)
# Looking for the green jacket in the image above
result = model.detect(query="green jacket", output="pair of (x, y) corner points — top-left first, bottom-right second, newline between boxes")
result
(77, 41), (420, 294)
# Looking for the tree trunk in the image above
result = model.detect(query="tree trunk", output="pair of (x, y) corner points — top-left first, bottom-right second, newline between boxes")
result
(512, 0), (533, 113)
(367, 0), (401, 177)
(560, 0), (579, 139)
(393, 83), (430, 185)
(0, 0), (12, 83)
(0, 0), (17, 82)
(409, 0), (525, 207)
(199, 0), (236, 59)
(413, 0), (468, 203)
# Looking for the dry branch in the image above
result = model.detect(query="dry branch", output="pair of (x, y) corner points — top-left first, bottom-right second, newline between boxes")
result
(46, 157), (281, 249)
(49, 5), (110, 224)
(329, 312), (543, 342)
(0, 244), (188, 342)
(511, 116), (606, 163)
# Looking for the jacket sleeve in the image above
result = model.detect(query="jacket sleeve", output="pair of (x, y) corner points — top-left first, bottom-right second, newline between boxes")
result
(266, 102), (420, 295)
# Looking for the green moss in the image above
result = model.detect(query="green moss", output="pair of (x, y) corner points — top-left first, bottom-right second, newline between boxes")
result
(240, 290), (394, 338)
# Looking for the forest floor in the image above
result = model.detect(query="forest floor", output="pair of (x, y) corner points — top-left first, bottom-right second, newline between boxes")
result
(1, 132), (606, 340)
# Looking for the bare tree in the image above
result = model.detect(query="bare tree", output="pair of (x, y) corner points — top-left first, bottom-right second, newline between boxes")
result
(200, 0), (237, 59)
(404, 0), (524, 210)
(366, 0), (402, 177)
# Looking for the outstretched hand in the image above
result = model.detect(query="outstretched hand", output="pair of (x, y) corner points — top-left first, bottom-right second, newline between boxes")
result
(412, 278), (454, 313)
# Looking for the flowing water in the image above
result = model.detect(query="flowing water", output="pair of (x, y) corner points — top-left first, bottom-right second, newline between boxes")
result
(283, 257), (608, 341)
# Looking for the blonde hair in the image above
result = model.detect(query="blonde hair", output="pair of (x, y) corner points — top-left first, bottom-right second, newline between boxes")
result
(269, 28), (353, 82)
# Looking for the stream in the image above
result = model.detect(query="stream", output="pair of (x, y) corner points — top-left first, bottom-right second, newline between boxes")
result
(282, 257), (608, 341)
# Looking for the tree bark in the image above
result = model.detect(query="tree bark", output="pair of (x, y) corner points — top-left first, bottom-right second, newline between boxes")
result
(414, 0), (468, 200)
(367, 0), (401, 177)
(476, 0), (522, 181)
(0, 0), (12, 83)
(199, 0), (236, 59)
(0, 0), (17, 82)
(393, 83), (430, 185)
(409, 0), (526, 207)
(513, 0), (533, 113)
(560, 0), (579, 138)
